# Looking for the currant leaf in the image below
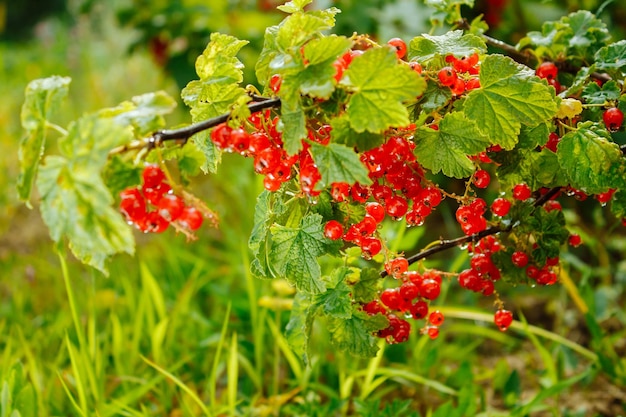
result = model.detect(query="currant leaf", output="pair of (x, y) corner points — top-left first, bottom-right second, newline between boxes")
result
(408, 30), (486, 64)
(330, 116), (384, 151)
(414, 111), (488, 178)
(556, 122), (626, 194)
(464, 55), (558, 150)
(18, 75), (71, 203)
(350, 268), (383, 303)
(594, 39), (626, 77)
(277, 0), (313, 13)
(269, 213), (340, 294)
(309, 141), (371, 189)
(285, 292), (317, 364)
(327, 309), (388, 358)
(108, 91), (177, 137)
(313, 269), (353, 319)
(341, 47), (425, 133)
(102, 155), (142, 196)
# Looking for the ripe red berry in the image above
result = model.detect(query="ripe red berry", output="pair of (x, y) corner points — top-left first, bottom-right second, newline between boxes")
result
(419, 278), (441, 300)
(511, 251), (529, 268)
(603, 107), (624, 131)
(410, 300), (429, 320)
(380, 288), (402, 310)
(210, 123), (233, 149)
(269, 74), (282, 93)
(385, 195), (408, 219)
(399, 281), (420, 302)
(409, 61), (422, 73)
(473, 169), (491, 189)
(428, 310), (445, 326)
(536, 62), (558, 80)
(385, 257), (409, 278)
(387, 37), (407, 59)
(494, 309), (513, 331)
(545, 132), (560, 152)
(157, 194), (185, 222)
(145, 211), (169, 233)
(365, 202), (386, 223)
(360, 236), (382, 258)
(142, 165), (166, 189)
(438, 66), (458, 87)
(324, 220), (344, 240)
(568, 233), (582, 247)
(491, 197), (511, 217)
(178, 206), (204, 231)
(512, 183), (532, 201)
(426, 326), (440, 340)
(120, 188), (147, 222)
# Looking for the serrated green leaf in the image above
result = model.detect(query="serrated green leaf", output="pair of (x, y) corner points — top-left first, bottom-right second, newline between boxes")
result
(517, 123), (550, 149)
(183, 81), (247, 123)
(595, 40), (626, 75)
(424, 0), (475, 24)
(249, 190), (273, 255)
(413, 80), (453, 113)
(315, 281), (352, 319)
(309, 142), (371, 189)
(190, 130), (220, 174)
(408, 30), (486, 64)
(285, 292), (317, 364)
(18, 75), (71, 202)
(515, 207), (568, 266)
(109, 91), (177, 137)
(102, 155), (142, 196)
(581, 80), (621, 105)
(195, 33), (248, 82)
(275, 10), (339, 51)
(327, 309), (387, 357)
(556, 122), (626, 194)
(494, 147), (567, 190)
(330, 116), (384, 151)
(351, 268), (382, 303)
(37, 156), (135, 274)
(610, 190), (626, 220)
(464, 55), (558, 150)
(277, 0), (312, 13)
(414, 111), (487, 178)
(342, 47), (425, 133)
(269, 213), (339, 294)
(277, 97), (307, 155)
(303, 35), (351, 67)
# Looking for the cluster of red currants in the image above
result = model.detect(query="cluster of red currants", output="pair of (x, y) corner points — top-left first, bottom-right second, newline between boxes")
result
(362, 257), (445, 342)
(324, 135), (443, 258)
(119, 165), (203, 234)
(436, 53), (481, 96)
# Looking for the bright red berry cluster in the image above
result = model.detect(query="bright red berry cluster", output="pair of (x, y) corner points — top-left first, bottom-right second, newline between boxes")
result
(119, 165), (204, 234)
(435, 53), (481, 96)
(535, 61), (561, 92)
(363, 258), (445, 343)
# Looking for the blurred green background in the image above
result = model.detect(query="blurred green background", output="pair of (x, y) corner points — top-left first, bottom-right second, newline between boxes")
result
(1, 0), (626, 415)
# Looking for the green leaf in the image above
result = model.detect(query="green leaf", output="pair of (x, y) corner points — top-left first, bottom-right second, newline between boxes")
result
(610, 189), (626, 220)
(37, 156), (135, 274)
(424, 0), (475, 24)
(327, 309), (387, 357)
(269, 213), (339, 294)
(309, 142), (371, 189)
(14, 385), (35, 417)
(414, 111), (487, 178)
(18, 75), (71, 202)
(285, 292), (317, 364)
(37, 114), (136, 274)
(195, 33), (248, 82)
(108, 91), (177, 137)
(183, 82), (247, 123)
(162, 141), (205, 177)
(350, 268), (382, 303)
(464, 55), (558, 150)
(408, 30), (486, 64)
(275, 9), (339, 51)
(595, 40), (626, 75)
(277, 0), (312, 13)
(494, 147), (567, 190)
(102, 155), (142, 197)
(342, 47), (425, 133)
(191, 131), (220, 174)
(314, 268), (353, 319)
(277, 96), (307, 155)
(581, 80), (621, 105)
(517, 123), (550, 150)
(330, 116), (384, 151)
(556, 122), (626, 194)
(525, 208), (568, 266)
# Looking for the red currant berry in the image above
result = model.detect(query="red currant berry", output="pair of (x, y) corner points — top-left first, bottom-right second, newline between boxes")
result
(438, 66), (458, 87)
(365, 202), (386, 223)
(410, 300), (429, 320)
(363, 300), (386, 315)
(603, 107), (624, 131)
(512, 183), (532, 201)
(428, 310), (445, 326)
(269, 74), (282, 93)
(145, 211), (169, 233)
(419, 278), (441, 300)
(385, 257), (409, 278)
(494, 309), (513, 331)
(473, 169), (490, 189)
(350, 183), (370, 203)
(568, 233), (582, 247)
(385, 195), (408, 219)
(490, 197), (511, 217)
(399, 281), (420, 302)
(142, 165), (166, 189)
(178, 206), (203, 231)
(387, 37), (407, 59)
(536, 62), (558, 80)
(409, 61), (423, 73)
(536, 268), (558, 285)
(324, 220), (344, 240)
(360, 236), (382, 259)
(380, 288), (402, 311)
(143, 182), (171, 206)
(465, 77), (481, 90)
(210, 123), (233, 149)
(120, 188), (147, 222)
(511, 251), (529, 268)
(596, 189), (615, 205)
(426, 326), (440, 340)
(545, 132), (560, 152)
(157, 194), (185, 221)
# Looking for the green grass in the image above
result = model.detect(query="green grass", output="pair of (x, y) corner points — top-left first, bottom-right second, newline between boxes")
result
(1, 4), (626, 417)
